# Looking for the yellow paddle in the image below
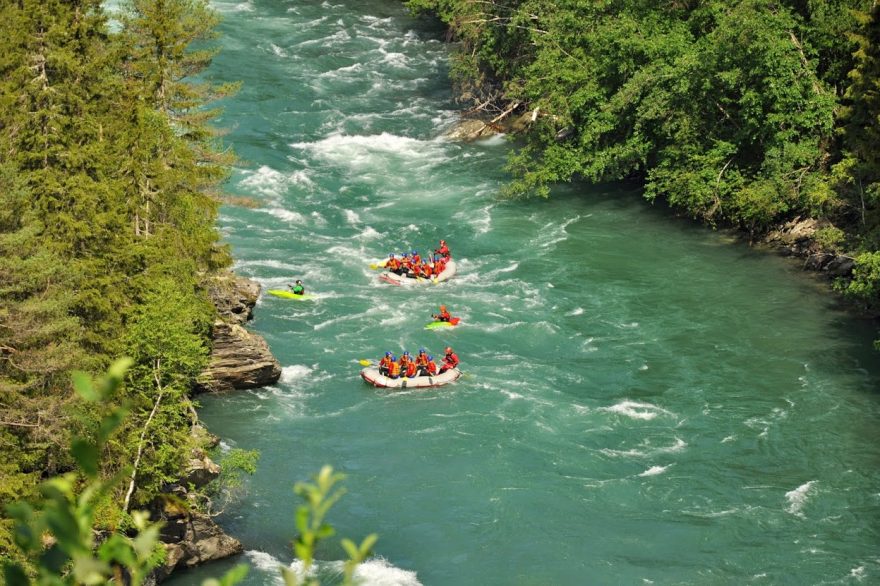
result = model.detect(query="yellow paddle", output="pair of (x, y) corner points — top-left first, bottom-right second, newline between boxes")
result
(358, 359), (373, 367)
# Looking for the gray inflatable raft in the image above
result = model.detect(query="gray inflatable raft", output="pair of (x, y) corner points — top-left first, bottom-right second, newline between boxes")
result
(379, 260), (457, 286)
(360, 367), (461, 388)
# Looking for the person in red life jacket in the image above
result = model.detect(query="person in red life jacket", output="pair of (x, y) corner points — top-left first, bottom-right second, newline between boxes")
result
(386, 254), (402, 275)
(404, 359), (418, 378)
(398, 351), (412, 374)
(420, 261), (433, 278)
(433, 255), (446, 276)
(415, 348), (429, 374)
(432, 305), (451, 322)
(399, 252), (411, 275)
(388, 359), (401, 379)
(439, 346), (459, 373)
(425, 355), (438, 376)
(411, 250), (421, 265)
(434, 240), (450, 259)
(407, 262), (423, 279)
(378, 351), (394, 376)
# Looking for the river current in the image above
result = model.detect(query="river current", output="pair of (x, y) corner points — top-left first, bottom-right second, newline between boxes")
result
(167, 1), (880, 584)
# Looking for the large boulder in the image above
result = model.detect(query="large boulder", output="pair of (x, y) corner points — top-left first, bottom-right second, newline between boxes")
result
(160, 512), (243, 576)
(196, 321), (281, 392)
(204, 272), (260, 325)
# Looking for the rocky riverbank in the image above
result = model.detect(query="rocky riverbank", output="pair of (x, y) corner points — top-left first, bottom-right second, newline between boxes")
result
(150, 272), (280, 581)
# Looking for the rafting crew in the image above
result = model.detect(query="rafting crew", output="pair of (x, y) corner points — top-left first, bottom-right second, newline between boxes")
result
(383, 240), (452, 279)
(376, 347), (457, 378)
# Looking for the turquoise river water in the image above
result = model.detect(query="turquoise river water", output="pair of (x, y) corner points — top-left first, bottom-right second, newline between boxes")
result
(167, 1), (880, 584)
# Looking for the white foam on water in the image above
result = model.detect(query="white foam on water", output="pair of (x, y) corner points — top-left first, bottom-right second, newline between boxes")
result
(601, 438), (687, 458)
(239, 165), (291, 197)
(350, 557), (422, 585)
(638, 464), (671, 477)
(566, 307), (585, 316)
(261, 207), (307, 224)
(785, 480), (816, 517)
(344, 209), (361, 224)
(850, 566), (866, 581)
(269, 43), (287, 58)
(290, 132), (444, 177)
(245, 550), (285, 583)
(529, 215), (581, 251)
(236, 259), (299, 272)
(601, 400), (674, 421)
(281, 364), (314, 384)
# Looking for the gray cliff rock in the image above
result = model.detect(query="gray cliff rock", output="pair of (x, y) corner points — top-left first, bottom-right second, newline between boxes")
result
(763, 216), (855, 279)
(205, 271), (261, 325)
(197, 321), (281, 392)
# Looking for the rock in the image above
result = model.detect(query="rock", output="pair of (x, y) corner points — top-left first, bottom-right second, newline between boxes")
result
(159, 513), (243, 577)
(443, 118), (497, 141)
(196, 321), (281, 392)
(182, 455), (221, 489)
(204, 271), (260, 325)
(824, 256), (855, 277)
(804, 252), (834, 271)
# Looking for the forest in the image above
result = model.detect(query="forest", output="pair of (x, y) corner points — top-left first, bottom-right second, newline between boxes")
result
(406, 0), (880, 325)
(0, 0), (235, 572)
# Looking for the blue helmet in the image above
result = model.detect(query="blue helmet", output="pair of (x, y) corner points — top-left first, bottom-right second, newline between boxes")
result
(403, 351), (410, 356)
(419, 348), (426, 353)
(389, 253), (395, 258)
(402, 252), (409, 257)
(385, 351), (392, 356)
(412, 250), (418, 255)
(428, 355), (433, 360)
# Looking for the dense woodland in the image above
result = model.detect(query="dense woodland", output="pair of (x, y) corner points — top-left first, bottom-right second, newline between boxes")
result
(407, 0), (880, 327)
(0, 0), (235, 570)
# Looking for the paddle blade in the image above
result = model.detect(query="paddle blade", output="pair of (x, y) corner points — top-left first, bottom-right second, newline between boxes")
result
(358, 359), (372, 367)
(450, 317), (460, 326)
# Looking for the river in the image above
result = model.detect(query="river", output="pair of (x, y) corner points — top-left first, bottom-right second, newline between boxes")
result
(166, 1), (880, 584)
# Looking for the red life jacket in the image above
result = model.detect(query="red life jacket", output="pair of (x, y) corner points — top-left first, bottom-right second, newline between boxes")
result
(379, 356), (393, 369)
(435, 244), (450, 258)
(405, 361), (417, 377)
(426, 360), (438, 375)
(416, 353), (428, 366)
(387, 258), (400, 270)
(437, 309), (451, 322)
(412, 254), (421, 265)
(389, 361), (401, 377)
(444, 352), (459, 368)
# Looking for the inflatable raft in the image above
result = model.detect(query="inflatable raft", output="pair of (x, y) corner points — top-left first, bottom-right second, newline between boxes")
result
(379, 260), (456, 286)
(360, 367), (461, 389)
(267, 290), (313, 300)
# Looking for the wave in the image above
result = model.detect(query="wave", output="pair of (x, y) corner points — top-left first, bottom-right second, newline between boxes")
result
(638, 464), (671, 477)
(601, 438), (687, 458)
(280, 364), (314, 384)
(785, 480), (816, 517)
(600, 400), (675, 421)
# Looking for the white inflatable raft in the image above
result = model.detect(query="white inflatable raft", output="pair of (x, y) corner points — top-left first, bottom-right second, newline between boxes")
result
(379, 259), (456, 286)
(360, 367), (461, 389)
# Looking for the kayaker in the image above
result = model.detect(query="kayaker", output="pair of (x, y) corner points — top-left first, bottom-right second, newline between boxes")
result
(378, 352), (394, 376)
(289, 280), (305, 295)
(439, 346), (459, 373)
(432, 305), (451, 322)
(434, 239), (450, 259)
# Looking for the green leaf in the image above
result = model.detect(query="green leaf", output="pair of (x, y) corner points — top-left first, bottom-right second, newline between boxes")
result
(71, 438), (100, 478)
(217, 563), (249, 586)
(72, 371), (100, 402)
(280, 566), (300, 586)
(3, 563), (30, 586)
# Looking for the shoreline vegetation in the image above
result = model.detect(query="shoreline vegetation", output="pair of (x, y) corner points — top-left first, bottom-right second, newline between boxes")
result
(409, 0), (880, 344)
(0, 0), (279, 579)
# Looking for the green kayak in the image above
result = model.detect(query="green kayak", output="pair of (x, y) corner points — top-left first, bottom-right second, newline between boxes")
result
(267, 289), (313, 300)
(424, 317), (460, 329)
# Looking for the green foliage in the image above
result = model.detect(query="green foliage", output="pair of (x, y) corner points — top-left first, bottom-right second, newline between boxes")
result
(815, 226), (846, 252)
(198, 449), (260, 516)
(0, 0), (236, 567)
(282, 466), (378, 586)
